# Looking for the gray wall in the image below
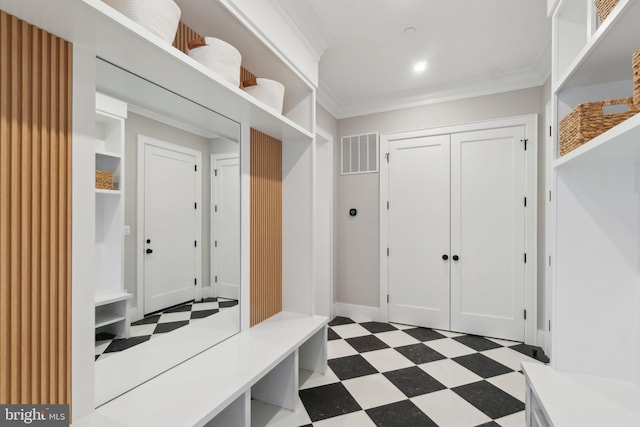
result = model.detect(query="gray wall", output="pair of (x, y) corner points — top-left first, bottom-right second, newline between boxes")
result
(334, 86), (547, 327)
(124, 112), (216, 310)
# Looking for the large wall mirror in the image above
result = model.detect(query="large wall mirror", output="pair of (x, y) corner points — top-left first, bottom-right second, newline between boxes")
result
(93, 58), (241, 406)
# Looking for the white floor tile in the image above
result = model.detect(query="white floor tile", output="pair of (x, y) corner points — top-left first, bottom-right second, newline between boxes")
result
(434, 329), (464, 338)
(361, 348), (414, 373)
(495, 410), (526, 427)
(482, 347), (540, 371)
(327, 339), (358, 359)
(425, 338), (477, 358)
(95, 341), (111, 355)
(487, 336), (520, 347)
(412, 389), (492, 427)
(252, 397), (311, 427)
(313, 410), (377, 427)
(487, 371), (526, 401)
(191, 302), (219, 311)
(156, 311), (191, 323)
(419, 359), (483, 388)
(375, 330), (421, 348)
(129, 324), (156, 337)
(342, 373), (406, 409)
(389, 322), (414, 330)
(299, 368), (340, 390)
(330, 323), (371, 339)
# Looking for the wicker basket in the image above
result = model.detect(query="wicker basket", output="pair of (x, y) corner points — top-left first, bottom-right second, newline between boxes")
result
(633, 49), (640, 108)
(595, 0), (619, 23)
(187, 37), (242, 87)
(559, 97), (639, 156)
(102, 0), (181, 44)
(95, 171), (113, 190)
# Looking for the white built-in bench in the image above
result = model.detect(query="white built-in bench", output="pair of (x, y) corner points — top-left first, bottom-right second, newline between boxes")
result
(75, 312), (328, 427)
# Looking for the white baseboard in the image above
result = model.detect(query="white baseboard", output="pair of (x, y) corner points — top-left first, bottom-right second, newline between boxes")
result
(333, 303), (380, 322)
(537, 328), (549, 354)
(215, 283), (239, 300)
(201, 286), (214, 299)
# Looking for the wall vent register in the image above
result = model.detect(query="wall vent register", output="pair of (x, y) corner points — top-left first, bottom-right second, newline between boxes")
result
(341, 132), (379, 174)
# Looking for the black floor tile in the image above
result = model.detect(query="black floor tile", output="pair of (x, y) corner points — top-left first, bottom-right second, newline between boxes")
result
(510, 343), (550, 363)
(366, 400), (438, 427)
(403, 327), (446, 342)
(327, 328), (340, 341)
(475, 422), (501, 427)
(329, 316), (355, 326)
(328, 354), (379, 380)
(299, 382), (361, 422)
(453, 335), (502, 351)
(346, 335), (389, 353)
(95, 332), (116, 341)
(199, 297), (218, 303)
(154, 320), (190, 334)
(383, 366), (446, 398)
(190, 309), (219, 319)
(103, 335), (150, 353)
(163, 304), (192, 313)
(218, 300), (238, 308)
(360, 321), (397, 334)
(131, 315), (161, 326)
(394, 343), (446, 364)
(452, 381), (525, 419)
(452, 353), (513, 378)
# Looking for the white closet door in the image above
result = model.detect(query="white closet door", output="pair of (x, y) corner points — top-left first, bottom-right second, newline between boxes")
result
(450, 126), (526, 341)
(388, 134), (450, 330)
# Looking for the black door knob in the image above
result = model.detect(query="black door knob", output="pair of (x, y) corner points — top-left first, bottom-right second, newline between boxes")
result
(452, 255), (459, 261)
(146, 248), (153, 254)
(442, 254), (449, 260)
(146, 239), (151, 244)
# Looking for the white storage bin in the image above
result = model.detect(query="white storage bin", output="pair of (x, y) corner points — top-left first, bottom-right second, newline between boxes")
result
(242, 78), (285, 114)
(187, 37), (242, 87)
(102, 0), (181, 44)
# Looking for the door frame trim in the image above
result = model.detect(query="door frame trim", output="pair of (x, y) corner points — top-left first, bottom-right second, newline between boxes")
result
(210, 152), (240, 299)
(136, 134), (203, 320)
(379, 114), (538, 344)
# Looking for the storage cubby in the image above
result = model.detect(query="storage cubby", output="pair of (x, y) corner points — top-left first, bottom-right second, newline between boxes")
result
(94, 93), (132, 338)
(525, 1), (640, 424)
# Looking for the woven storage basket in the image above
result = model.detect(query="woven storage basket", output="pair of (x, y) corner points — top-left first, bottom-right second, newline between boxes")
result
(187, 37), (242, 87)
(241, 78), (285, 114)
(559, 97), (639, 156)
(595, 0), (619, 22)
(95, 171), (113, 190)
(633, 49), (640, 108)
(102, 0), (181, 44)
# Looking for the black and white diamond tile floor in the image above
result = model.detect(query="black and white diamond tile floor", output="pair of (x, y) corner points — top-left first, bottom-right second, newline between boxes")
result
(266, 316), (548, 427)
(95, 297), (238, 360)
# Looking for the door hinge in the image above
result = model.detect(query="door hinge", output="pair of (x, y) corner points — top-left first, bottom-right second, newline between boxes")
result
(387, 201), (389, 210)
(387, 247), (390, 256)
(194, 278), (197, 285)
(548, 320), (551, 331)
(194, 240), (197, 247)
(549, 255), (551, 266)
(524, 309), (527, 320)
(214, 205), (218, 212)
(522, 139), (528, 151)
(549, 190), (552, 202)
(524, 253), (527, 263)
(549, 126), (552, 137)
(194, 202), (197, 209)
(385, 153), (389, 163)
(387, 294), (389, 303)
(214, 275), (218, 283)
(214, 240), (218, 248)
(524, 197), (527, 207)
(194, 164), (197, 172)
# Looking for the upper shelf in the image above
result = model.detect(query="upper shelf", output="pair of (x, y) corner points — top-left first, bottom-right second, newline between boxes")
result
(554, 0), (640, 93)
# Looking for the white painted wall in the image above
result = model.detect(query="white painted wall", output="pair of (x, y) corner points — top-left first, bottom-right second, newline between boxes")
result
(124, 112), (221, 310)
(335, 86), (547, 326)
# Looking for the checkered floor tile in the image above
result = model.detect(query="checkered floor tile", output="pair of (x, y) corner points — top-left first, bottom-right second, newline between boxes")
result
(95, 297), (238, 360)
(291, 317), (549, 427)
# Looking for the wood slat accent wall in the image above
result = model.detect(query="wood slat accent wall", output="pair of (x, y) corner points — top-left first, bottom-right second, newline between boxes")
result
(172, 21), (256, 87)
(0, 10), (72, 405)
(250, 128), (282, 326)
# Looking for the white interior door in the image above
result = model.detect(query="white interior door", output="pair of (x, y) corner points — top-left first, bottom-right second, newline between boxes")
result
(143, 143), (198, 314)
(388, 134), (451, 330)
(212, 154), (240, 299)
(450, 126), (526, 341)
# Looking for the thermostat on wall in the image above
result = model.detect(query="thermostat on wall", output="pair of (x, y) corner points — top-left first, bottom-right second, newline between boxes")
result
(349, 208), (357, 217)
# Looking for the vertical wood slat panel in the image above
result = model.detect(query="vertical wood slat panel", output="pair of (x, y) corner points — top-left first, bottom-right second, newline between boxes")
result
(250, 128), (282, 326)
(0, 10), (71, 405)
(172, 21), (256, 87)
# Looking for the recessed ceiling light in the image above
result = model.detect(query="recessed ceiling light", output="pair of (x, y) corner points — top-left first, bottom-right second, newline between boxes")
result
(413, 60), (428, 73)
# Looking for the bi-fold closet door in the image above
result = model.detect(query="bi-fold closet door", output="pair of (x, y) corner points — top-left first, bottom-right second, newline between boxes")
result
(388, 126), (527, 342)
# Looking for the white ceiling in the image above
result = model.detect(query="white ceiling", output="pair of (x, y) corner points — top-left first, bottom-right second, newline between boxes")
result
(274, 0), (551, 119)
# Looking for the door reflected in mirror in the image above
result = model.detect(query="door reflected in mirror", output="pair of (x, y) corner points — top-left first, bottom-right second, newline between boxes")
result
(93, 59), (240, 406)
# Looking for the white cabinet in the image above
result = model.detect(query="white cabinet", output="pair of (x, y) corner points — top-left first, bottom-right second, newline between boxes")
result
(526, 0), (640, 424)
(94, 93), (132, 338)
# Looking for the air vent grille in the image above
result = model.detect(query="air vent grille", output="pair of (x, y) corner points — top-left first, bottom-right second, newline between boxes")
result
(341, 132), (379, 175)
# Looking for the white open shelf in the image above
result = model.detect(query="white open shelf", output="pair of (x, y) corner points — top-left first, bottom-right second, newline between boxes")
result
(95, 189), (121, 195)
(95, 149), (121, 159)
(95, 313), (127, 329)
(95, 291), (132, 307)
